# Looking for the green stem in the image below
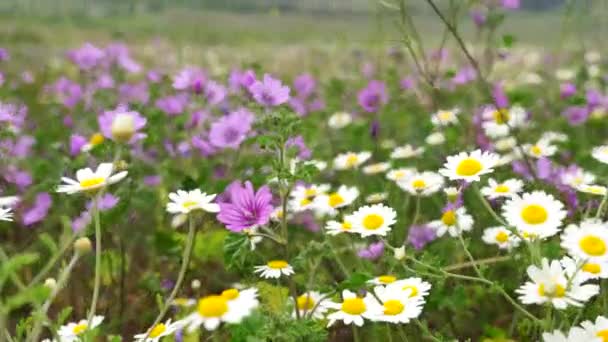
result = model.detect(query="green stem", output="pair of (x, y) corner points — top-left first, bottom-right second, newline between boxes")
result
(596, 191), (608, 219)
(29, 235), (78, 288)
(87, 200), (102, 325)
(144, 215), (197, 339)
(412, 195), (421, 225)
(352, 325), (361, 342)
(0, 246), (25, 291)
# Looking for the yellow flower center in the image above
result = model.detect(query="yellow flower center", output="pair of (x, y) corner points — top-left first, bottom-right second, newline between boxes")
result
(341, 297), (366, 315)
(267, 260), (289, 269)
(345, 155), (359, 167)
(72, 323), (87, 335)
(589, 186), (606, 195)
(441, 210), (456, 226)
(79, 177), (105, 188)
(597, 329), (608, 341)
(182, 200), (198, 208)
(520, 204), (548, 225)
(494, 184), (510, 193)
(328, 193), (345, 207)
(579, 235), (607, 256)
(148, 323), (166, 338)
(296, 295), (315, 311)
(538, 283), (566, 298)
(300, 198), (312, 206)
(89, 133), (105, 146)
(522, 231), (538, 240)
(393, 171), (406, 180)
(402, 285), (419, 297)
(438, 111), (454, 121)
(455, 158), (483, 176)
(530, 145), (543, 156)
(377, 275), (397, 284)
(341, 221), (352, 230)
(383, 299), (405, 316)
(412, 179), (426, 189)
(583, 263), (602, 274)
(493, 109), (510, 124)
(495, 231), (509, 243)
(304, 188), (317, 197)
(197, 295), (229, 318)
(221, 288), (240, 300)
(362, 214), (384, 230)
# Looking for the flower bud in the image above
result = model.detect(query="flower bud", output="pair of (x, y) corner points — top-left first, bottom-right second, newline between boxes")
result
(44, 278), (57, 290)
(111, 113), (135, 143)
(444, 187), (459, 202)
(74, 237), (92, 254)
(393, 246), (406, 261)
(191, 279), (201, 289)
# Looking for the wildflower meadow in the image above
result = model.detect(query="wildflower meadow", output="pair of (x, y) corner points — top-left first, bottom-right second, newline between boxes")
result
(3, 0), (608, 341)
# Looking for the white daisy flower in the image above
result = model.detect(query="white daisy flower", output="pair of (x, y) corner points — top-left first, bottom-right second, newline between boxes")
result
(362, 162), (391, 175)
(482, 106), (527, 138)
(524, 140), (558, 159)
(0, 196), (19, 207)
(561, 219), (608, 261)
(183, 288), (258, 332)
(81, 133), (105, 153)
(431, 108), (460, 127)
(333, 151), (372, 170)
(592, 145), (608, 164)
(57, 163), (127, 194)
(387, 277), (432, 302)
(585, 51), (601, 64)
(57, 316), (104, 342)
(439, 150), (499, 182)
(253, 260), (294, 279)
(542, 327), (592, 342)
(575, 184), (607, 196)
(560, 256), (608, 283)
(328, 112), (352, 129)
(516, 258), (599, 309)
(368, 285), (424, 324)
(494, 137), (517, 152)
(0, 207), (12, 222)
(368, 275), (399, 286)
(325, 218), (355, 235)
(292, 291), (329, 319)
(556, 68), (576, 81)
(171, 297), (196, 308)
(166, 189), (220, 215)
(365, 192), (388, 204)
(386, 168), (416, 182)
(312, 185), (359, 217)
(291, 184), (330, 203)
(561, 169), (596, 189)
(502, 191), (566, 240)
(482, 226), (520, 250)
(580, 315), (608, 340)
(390, 145), (424, 159)
(428, 207), (474, 237)
(325, 290), (378, 327)
(540, 131), (568, 144)
(134, 319), (183, 342)
(347, 204), (397, 237)
(425, 131), (445, 145)
(480, 178), (524, 199)
(398, 172), (444, 196)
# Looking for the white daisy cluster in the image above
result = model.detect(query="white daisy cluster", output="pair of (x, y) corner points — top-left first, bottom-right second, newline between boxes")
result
(543, 315), (608, 341)
(324, 203), (397, 238)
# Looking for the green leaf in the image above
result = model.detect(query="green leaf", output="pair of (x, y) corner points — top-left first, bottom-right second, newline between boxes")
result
(0, 253), (38, 286)
(5, 285), (50, 311)
(223, 232), (250, 270)
(502, 34), (515, 48)
(337, 272), (372, 290)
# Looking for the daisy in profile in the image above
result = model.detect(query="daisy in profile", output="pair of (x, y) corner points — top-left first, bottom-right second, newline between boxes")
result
(390, 145), (424, 159)
(365, 192), (387, 204)
(560, 256), (608, 283)
(540, 131), (568, 144)
(325, 290), (378, 327)
(328, 111), (352, 129)
(580, 315), (608, 340)
(368, 275), (398, 286)
(502, 191), (566, 240)
(347, 204), (397, 237)
(333, 151), (371, 170)
(134, 319), (183, 342)
(166, 189), (220, 215)
(425, 131), (445, 145)
(480, 178), (524, 199)
(494, 137), (517, 152)
(561, 220), (608, 261)
(388, 277), (432, 301)
(592, 145), (608, 164)
(362, 162), (391, 175)
(290, 184), (330, 204)
(431, 108), (460, 127)
(368, 285), (424, 324)
(254, 260), (294, 279)
(386, 168), (416, 182)
(398, 172), (444, 196)
(428, 207), (474, 237)
(313, 185), (359, 216)
(482, 226), (520, 250)
(0, 207), (12, 221)
(439, 150), (499, 182)
(292, 291), (329, 319)
(0, 196), (19, 207)
(57, 163), (127, 194)
(561, 168), (596, 189)
(516, 258), (599, 309)
(183, 288), (258, 332)
(219, 287), (259, 322)
(325, 218), (355, 235)
(57, 315), (104, 341)
(542, 327), (592, 342)
(481, 105), (527, 138)
(524, 139), (558, 159)
(575, 184), (607, 196)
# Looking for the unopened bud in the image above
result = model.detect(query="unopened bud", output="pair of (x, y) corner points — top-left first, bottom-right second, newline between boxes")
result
(111, 113), (135, 143)
(394, 246), (406, 261)
(74, 237), (92, 254)
(191, 279), (201, 289)
(44, 278), (57, 290)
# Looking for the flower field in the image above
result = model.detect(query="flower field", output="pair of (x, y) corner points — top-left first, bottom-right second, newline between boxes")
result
(3, 0), (608, 341)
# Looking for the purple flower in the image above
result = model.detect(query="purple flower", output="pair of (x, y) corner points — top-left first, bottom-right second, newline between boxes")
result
(293, 73), (316, 99)
(173, 67), (206, 92)
(204, 80), (227, 106)
(492, 83), (509, 108)
(249, 74), (290, 107)
(208, 108), (254, 149)
(285, 135), (311, 160)
(191, 136), (217, 157)
(22, 193), (52, 226)
(358, 80), (388, 113)
(67, 43), (105, 71)
(400, 76), (416, 90)
(144, 175), (162, 186)
(470, 9), (487, 27)
(96, 74), (115, 89)
(408, 225), (437, 250)
(4, 167), (32, 189)
(452, 67), (477, 85)
(72, 211), (91, 232)
(501, 0), (520, 10)
(560, 83), (577, 98)
(156, 94), (189, 116)
(562, 106), (589, 126)
(217, 181), (273, 232)
(119, 82), (149, 105)
(357, 241), (384, 260)
(48, 77), (82, 109)
(98, 106), (147, 143)
(87, 193), (119, 211)
(0, 48), (9, 61)
(70, 134), (87, 156)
